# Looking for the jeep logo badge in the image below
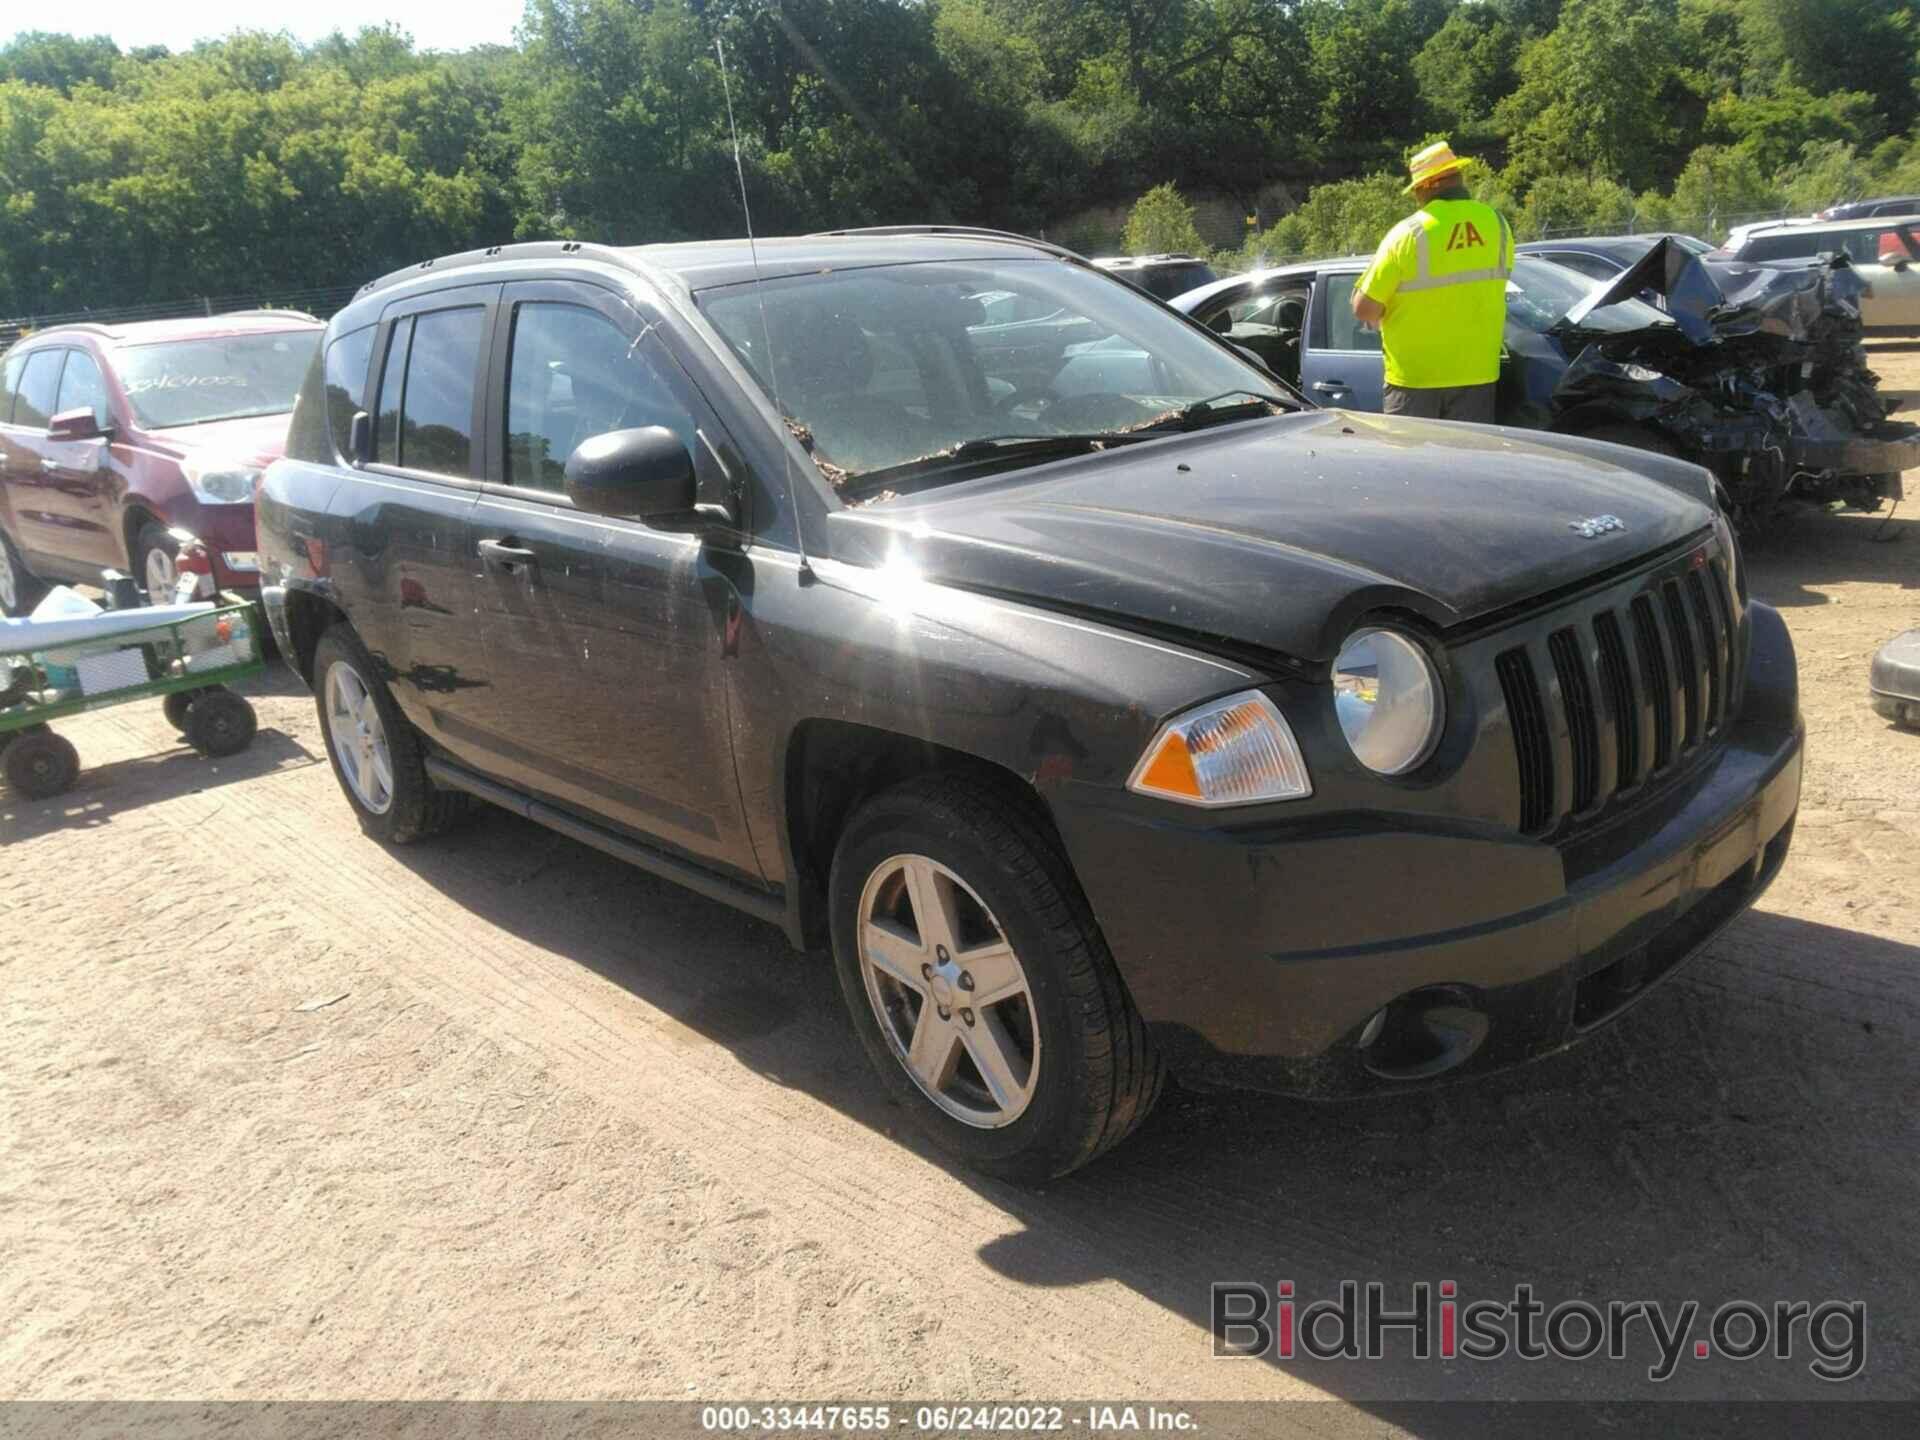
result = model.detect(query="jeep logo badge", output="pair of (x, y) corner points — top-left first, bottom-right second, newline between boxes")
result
(1569, 514), (1627, 538)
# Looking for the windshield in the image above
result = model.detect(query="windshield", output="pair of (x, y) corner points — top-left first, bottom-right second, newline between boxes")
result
(1507, 257), (1671, 335)
(114, 331), (322, 428)
(696, 258), (1283, 487)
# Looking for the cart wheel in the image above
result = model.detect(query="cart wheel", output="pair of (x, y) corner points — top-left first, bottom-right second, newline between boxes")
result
(163, 690), (199, 733)
(185, 690), (257, 757)
(4, 728), (79, 799)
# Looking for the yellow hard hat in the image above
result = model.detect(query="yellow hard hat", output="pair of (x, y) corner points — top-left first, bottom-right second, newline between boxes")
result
(1405, 140), (1471, 194)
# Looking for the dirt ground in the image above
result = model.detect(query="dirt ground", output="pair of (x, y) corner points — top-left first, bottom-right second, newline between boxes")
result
(5, 350), (1920, 1416)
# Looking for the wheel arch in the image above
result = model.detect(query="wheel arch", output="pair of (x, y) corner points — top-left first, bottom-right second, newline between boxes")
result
(282, 585), (350, 686)
(781, 719), (1067, 952)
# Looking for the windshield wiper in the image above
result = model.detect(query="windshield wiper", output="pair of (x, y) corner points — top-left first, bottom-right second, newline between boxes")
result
(1150, 389), (1296, 428)
(947, 431), (1162, 459)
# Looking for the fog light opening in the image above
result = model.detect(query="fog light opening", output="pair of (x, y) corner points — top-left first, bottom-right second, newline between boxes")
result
(1359, 985), (1490, 1082)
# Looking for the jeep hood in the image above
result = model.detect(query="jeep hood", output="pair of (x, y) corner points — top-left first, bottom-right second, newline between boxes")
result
(826, 409), (1715, 665)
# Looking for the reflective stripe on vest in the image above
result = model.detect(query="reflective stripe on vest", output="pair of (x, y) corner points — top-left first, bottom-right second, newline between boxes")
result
(1397, 211), (1513, 293)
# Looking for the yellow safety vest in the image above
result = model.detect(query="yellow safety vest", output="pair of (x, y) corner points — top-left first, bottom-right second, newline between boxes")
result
(1356, 199), (1513, 390)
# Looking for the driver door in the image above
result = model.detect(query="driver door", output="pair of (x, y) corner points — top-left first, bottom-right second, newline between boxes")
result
(1300, 272), (1387, 412)
(464, 278), (761, 878)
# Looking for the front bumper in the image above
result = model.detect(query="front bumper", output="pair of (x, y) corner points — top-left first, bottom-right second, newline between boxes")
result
(1056, 630), (1804, 1098)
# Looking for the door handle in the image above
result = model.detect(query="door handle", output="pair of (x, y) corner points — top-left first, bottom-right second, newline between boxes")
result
(40, 457), (60, 472)
(1311, 381), (1350, 395)
(477, 537), (538, 572)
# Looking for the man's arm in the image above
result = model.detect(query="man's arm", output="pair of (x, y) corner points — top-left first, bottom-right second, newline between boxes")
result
(1353, 222), (1405, 330)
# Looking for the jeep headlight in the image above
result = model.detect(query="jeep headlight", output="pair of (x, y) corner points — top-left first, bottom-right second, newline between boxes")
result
(1331, 628), (1443, 776)
(1127, 690), (1311, 806)
(182, 457), (263, 504)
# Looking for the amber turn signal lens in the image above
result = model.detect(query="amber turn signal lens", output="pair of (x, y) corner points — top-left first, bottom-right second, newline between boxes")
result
(1127, 690), (1312, 807)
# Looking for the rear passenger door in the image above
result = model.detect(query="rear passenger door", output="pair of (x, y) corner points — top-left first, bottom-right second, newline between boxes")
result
(1299, 272), (1387, 412)
(465, 279), (760, 879)
(349, 288), (496, 752)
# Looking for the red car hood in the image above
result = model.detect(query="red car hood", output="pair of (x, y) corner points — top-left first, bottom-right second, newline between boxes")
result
(143, 412), (295, 466)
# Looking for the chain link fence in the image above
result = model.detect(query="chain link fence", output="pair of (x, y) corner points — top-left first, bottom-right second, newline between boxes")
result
(0, 281), (364, 350)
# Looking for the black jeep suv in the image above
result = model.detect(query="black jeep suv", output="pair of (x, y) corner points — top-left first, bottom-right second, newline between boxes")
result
(257, 229), (1802, 1179)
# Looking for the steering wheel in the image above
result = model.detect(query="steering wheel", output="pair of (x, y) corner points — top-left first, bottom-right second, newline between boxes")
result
(994, 383), (1055, 418)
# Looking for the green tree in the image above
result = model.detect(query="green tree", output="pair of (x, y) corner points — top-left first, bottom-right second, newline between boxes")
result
(1414, 9), (1522, 134)
(1706, 84), (1881, 173)
(1123, 181), (1208, 252)
(1498, 0), (1684, 192)
(1667, 143), (1785, 237)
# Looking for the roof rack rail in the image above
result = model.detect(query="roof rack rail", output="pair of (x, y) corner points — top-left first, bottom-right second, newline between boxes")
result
(12, 321), (119, 341)
(354, 240), (625, 303)
(806, 225), (1087, 261)
(221, 307), (322, 322)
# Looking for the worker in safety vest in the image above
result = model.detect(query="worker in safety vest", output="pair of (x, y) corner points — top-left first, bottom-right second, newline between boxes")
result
(1351, 140), (1513, 423)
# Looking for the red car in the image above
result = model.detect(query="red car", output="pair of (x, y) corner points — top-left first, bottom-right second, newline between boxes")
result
(0, 311), (323, 615)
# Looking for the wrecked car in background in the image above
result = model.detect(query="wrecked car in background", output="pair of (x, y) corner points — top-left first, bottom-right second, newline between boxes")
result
(1174, 240), (1920, 526)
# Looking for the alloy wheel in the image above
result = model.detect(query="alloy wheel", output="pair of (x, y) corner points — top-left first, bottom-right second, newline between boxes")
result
(324, 661), (395, 815)
(144, 546), (178, 605)
(857, 854), (1040, 1128)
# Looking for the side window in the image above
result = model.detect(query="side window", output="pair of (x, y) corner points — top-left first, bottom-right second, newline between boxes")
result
(396, 307), (484, 477)
(374, 319), (411, 466)
(14, 350), (66, 430)
(1553, 253), (1617, 281)
(1747, 232), (1823, 262)
(503, 301), (694, 491)
(324, 325), (375, 460)
(54, 350), (107, 425)
(0, 352), (22, 425)
(1317, 276), (1382, 352)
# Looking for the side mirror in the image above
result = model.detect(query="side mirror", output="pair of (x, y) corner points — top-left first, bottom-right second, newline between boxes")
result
(1209, 310), (1232, 334)
(48, 407), (108, 442)
(348, 410), (371, 466)
(565, 426), (714, 527)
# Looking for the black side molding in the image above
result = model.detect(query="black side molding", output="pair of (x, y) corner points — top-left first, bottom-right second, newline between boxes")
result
(423, 755), (788, 928)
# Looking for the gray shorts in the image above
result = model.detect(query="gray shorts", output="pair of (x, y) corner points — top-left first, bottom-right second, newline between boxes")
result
(1383, 382), (1498, 424)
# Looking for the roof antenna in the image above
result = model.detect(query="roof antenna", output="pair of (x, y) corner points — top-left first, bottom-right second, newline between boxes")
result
(716, 35), (812, 582)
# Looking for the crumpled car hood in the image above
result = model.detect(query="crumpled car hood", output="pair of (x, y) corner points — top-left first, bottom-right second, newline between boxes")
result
(827, 410), (1714, 665)
(1554, 238), (1920, 491)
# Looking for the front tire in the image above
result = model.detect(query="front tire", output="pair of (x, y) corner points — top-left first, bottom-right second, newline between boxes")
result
(133, 521), (179, 606)
(829, 774), (1163, 1181)
(312, 623), (470, 844)
(0, 528), (47, 617)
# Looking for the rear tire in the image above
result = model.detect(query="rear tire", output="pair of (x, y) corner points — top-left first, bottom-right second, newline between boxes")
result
(184, 689), (257, 757)
(312, 622), (471, 844)
(4, 728), (79, 799)
(828, 773), (1163, 1181)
